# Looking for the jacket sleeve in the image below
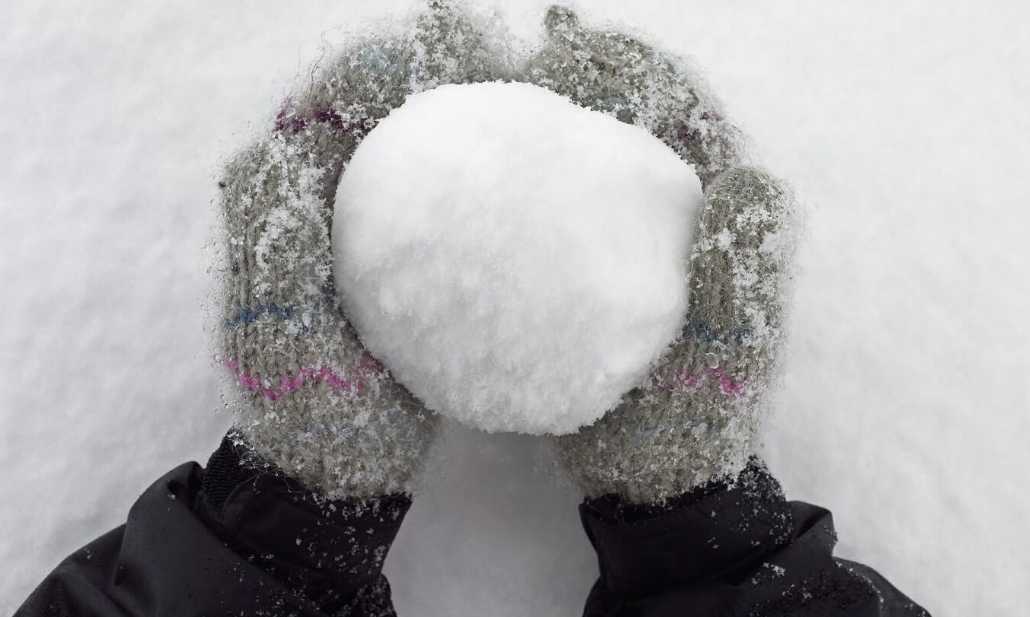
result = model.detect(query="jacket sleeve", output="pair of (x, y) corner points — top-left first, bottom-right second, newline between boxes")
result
(578, 459), (931, 617)
(15, 433), (411, 617)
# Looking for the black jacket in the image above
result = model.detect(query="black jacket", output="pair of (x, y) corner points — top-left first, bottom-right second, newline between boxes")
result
(16, 435), (929, 616)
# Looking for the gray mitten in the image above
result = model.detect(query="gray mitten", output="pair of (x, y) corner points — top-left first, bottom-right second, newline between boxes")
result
(520, 5), (743, 187)
(524, 6), (800, 504)
(215, 2), (508, 499)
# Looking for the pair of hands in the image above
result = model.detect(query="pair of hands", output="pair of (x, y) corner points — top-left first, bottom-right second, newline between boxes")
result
(215, 2), (798, 504)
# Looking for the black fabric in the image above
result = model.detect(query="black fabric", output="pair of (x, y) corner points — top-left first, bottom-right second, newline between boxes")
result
(197, 428), (264, 513)
(194, 433), (413, 614)
(15, 433), (412, 617)
(15, 441), (929, 617)
(579, 459), (931, 617)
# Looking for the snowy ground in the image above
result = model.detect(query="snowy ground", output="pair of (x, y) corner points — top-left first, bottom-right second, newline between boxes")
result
(1, 1), (1027, 615)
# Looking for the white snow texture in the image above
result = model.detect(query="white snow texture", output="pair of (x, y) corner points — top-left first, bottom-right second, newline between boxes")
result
(1, 2), (1028, 616)
(333, 81), (702, 435)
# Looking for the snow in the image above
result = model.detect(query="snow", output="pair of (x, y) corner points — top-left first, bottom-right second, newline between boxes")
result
(1, 1), (1028, 616)
(333, 81), (702, 435)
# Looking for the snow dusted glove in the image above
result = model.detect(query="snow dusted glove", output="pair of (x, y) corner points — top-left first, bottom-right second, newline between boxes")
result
(217, 124), (437, 501)
(215, 1), (506, 499)
(520, 5), (744, 187)
(556, 168), (799, 503)
(525, 6), (801, 503)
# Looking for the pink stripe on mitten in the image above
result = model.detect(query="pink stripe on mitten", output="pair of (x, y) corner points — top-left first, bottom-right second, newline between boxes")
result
(224, 358), (365, 402)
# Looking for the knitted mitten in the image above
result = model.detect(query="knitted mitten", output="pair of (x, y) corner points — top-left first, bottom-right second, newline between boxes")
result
(519, 5), (744, 187)
(215, 1), (508, 499)
(524, 6), (800, 504)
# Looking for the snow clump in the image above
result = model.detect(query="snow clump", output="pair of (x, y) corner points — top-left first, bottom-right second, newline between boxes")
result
(332, 81), (703, 435)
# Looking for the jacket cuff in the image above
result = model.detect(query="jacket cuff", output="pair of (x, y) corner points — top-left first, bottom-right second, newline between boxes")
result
(196, 430), (411, 614)
(579, 458), (793, 596)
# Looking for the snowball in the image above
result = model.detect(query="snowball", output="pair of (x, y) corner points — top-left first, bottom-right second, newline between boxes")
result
(332, 81), (703, 435)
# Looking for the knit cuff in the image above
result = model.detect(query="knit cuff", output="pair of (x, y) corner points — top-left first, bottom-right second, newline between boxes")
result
(196, 430), (412, 614)
(579, 458), (792, 595)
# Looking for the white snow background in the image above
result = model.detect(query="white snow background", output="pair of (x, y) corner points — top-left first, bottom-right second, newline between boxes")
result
(1, 1), (1027, 615)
